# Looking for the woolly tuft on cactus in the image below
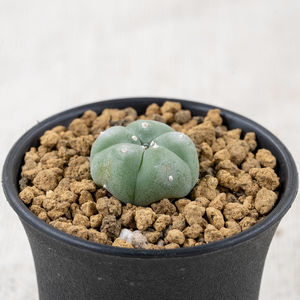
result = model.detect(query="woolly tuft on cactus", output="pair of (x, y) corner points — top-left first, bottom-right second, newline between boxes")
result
(90, 120), (199, 206)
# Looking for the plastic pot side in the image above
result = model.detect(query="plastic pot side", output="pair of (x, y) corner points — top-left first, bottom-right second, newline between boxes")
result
(2, 98), (298, 300)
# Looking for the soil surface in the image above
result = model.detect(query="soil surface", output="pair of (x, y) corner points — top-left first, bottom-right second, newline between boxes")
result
(19, 101), (280, 249)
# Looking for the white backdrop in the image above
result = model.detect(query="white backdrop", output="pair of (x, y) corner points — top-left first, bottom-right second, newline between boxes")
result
(0, 1), (299, 299)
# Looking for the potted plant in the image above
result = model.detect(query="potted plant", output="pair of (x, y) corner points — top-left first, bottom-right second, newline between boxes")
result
(2, 97), (298, 300)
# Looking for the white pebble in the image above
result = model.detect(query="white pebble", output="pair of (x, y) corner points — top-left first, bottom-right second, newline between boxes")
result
(168, 175), (174, 182)
(103, 184), (107, 189)
(119, 229), (133, 243)
(131, 231), (148, 249)
(131, 135), (138, 141)
(118, 229), (148, 249)
(157, 239), (165, 246)
(141, 122), (149, 128)
(121, 147), (127, 153)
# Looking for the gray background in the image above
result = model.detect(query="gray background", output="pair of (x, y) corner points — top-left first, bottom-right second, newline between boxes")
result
(0, 1), (299, 299)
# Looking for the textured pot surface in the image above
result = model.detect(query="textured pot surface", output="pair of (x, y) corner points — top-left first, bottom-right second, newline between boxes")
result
(2, 98), (298, 300)
(23, 219), (278, 300)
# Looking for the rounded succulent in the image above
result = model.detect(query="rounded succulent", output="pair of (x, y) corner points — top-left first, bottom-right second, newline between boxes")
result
(90, 120), (199, 206)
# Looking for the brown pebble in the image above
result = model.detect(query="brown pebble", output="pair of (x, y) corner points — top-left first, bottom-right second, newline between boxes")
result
(64, 156), (90, 181)
(70, 179), (96, 194)
(204, 109), (223, 126)
(66, 225), (88, 240)
(30, 205), (44, 216)
(191, 175), (218, 201)
(174, 110), (192, 124)
(165, 229), (185, 245)
(135, 207), (156, 231)
(226, 140), (249, 165)
(70, 203), (83, 218)
(223, 129), (242, 144)
(69, 118), (89, 137)
(242, 157), (261, 172)
(40, 131), (60, 148)
(171, 214), (186, 231)
(211, 138), (226, 153)
(153, 214), (171, 232)
(204, 224), (223, 243)
(217, 170), (239, 192)
(175, 198), (191, 213)
(69, 135), (94, 156)
(183, 239), (196, 248)
(209, 193), (226, 210)
(255, 188), (278, 214)
(195, 197), (210, 208)
(120, 206), (136, 228)
(95, 188), (107, 199)
(146, 243), (165, 250)
(32, 195), (46, 206)
(165, 243), (180, 249)
(223, 203), (248, 220)
(90, 213), (103, 228)
(112, 238), (134, 249)
(145, 103), (161, 116)
(100, 215), (121, 239)
(249, 167), (280, 191)
(81, 201), (97, 217)
(239, 217), (257, 231)
(151, 199), (176, 216)
(161, 101), (181, 114)
(256, 149), (276, 169)
(162, 112), (174, 124)
(187, 122), (216, 147)
(220, 220), (241, 238)
(73, 214), (90, 227)
(152, 114), (167, 123)
(88, 229), (108, 244)
(19, 186), (43, 205)
(200, 142), (213, 161)
(183, 202), (206, 225)
(206, 207), (224, 229)
(91, 112), (110, 135)
(33, 169), (59, 192)
(50, 220), (72, 233)
(78, 190), (94, 205)
(81, 110), (97, 127)
(183, 224), (203, 239)
(38, 211), (50, 222)
(244, 132), (257, 151)
(214, 149), (230, 163)
(96, 197), (122, 217)
(240, 195), (254, 210)
(216, 159), (241, 176)
(237, 173), (260, 197)
(47, 202), (70, 220)
(145, 231), (161, 244)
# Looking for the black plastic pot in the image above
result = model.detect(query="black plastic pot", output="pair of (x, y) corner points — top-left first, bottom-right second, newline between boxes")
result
(2, 98), (298, 300)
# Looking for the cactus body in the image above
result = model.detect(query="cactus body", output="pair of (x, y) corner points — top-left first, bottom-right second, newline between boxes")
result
(90, 120), (199, 206)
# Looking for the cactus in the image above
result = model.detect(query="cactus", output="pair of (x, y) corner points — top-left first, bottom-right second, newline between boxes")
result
(90, 120), (199, 206)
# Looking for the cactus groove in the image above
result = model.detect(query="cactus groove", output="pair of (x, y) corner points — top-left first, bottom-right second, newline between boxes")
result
(90, 120), (199, 206)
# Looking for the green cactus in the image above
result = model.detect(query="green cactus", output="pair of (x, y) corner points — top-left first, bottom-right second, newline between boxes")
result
(90, 120), (199, 206)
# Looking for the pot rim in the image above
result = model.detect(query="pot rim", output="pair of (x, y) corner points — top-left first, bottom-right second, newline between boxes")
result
(2, 97), (298, 258)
